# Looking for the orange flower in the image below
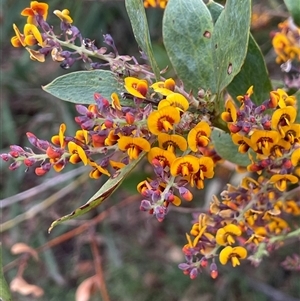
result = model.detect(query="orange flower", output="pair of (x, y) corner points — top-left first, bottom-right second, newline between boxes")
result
(11, 24), (26, 47)
(147, 106), (180, 135)
(232, 133), (257, 153)
(24, 23), (43, 46)
(269, 174), (298, 191)
(67, 141), (88, 165)
(144, 0), (168, 9)
(219, 246), (247, 267)
(147, 147), (176, 168)
(151, 78), (175, 95)
(281, 124), (300, 144)
(21, 1), (49, 24)
(291, 148), (300, 167)
(118, 136), (150, 160)
(158, 133), (187, 153)
(221, 99), (237, 123)
(158, 93), (189, 112)
(216, 224), (241, 246)
(124, 77), (148, 99)
(51, 123), (67, 148)
(250, 130), (280, 155)
(53, 9), (73, 24)
(189, 156), (214, 189)
(271, 106), (297, 135)
(89, 160), (110, 179)
(170, 155), (199, 177)
(187, 121), (211, 152)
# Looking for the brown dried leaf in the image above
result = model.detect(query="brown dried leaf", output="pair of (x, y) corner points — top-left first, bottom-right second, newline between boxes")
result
(75, 275), (99, 301)
(10, 277), (44, 297)
(11, 243), (39, 261)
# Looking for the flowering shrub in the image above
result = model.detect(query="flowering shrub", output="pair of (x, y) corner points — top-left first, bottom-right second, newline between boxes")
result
(2, 0), (300, 299)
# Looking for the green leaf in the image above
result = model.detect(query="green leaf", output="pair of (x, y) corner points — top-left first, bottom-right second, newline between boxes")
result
(0, 244), (12, 301)
(206, 0), (223, 23)
(284, 0), (300, 27)
(227, 35), (273, 105)
(211, 129), (250, 167)
(48, 152), (146, 233)
(125, 0), (160, 80)
(42, 70), (123, 104)
(163, 0), (251, 94)
(163, 0), (214, 93)
(211, 0), (251, 93)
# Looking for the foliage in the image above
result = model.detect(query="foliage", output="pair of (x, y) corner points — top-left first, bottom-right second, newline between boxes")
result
(1, 0), (300, 300)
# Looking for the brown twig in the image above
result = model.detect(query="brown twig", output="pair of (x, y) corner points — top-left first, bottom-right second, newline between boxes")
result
(4, 194), (139, 272)
(90, 230), (110, 301)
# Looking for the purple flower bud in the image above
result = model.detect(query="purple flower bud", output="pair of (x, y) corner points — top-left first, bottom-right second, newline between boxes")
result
(189, 267), (199, 279)
(9, 161), (22, 171)
(0, 153), (10, 161)
(178, 263), (190, 271)
(75, 105), (89, 115)
(10, 145), (25, 153)
(140, 200), (152, 211)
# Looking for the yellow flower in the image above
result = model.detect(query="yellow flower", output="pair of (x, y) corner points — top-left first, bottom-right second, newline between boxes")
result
(269, 139), (291, 158)
(270, 89), (296, 108)
(216, 224), (242, 246)
(51, 123), (67, 148)
(250, 130), (280, 155)
(221, 99), (237, 123)
(187, 121), (211, 152)
(170, 155), (199, 177)
(281, 124), (300, 144)
(271, 106), (297, 135)
(118, 136), (150, 160)
(147, 106), (181, 135)
(151, 78), (175, 95)
(158, 93), (189, 112)
(11, 24), (26, 47)
(111, 93), (122, 111)
(144, 0), (168, 9)
(147, 147), (176, 168)
(267, 217), (288, 234)
(269, 174), (298, 191)
(232, 133), (257, 153)
(67, 141), (88, 165)
(219, 246), (247, 267)
(21, 1), (49, 24)
(158, 133), (187, 153)
(53, 9), (73, 24)
(291, 148), (300, 167)
(124, 77), (148, 99)
(24, 23), (43, 46)
(189, 156), (214, 189)
(89, 160), (110, 179)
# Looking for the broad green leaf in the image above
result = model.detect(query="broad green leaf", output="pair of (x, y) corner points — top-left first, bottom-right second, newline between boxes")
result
(212, 0), (251, 93)
(163, 0), (214, 93)
(125, 0), (160, 80)
(211, 129), (250, 167)
(206, 1), (271, 104)
(163, 0), (251, 94)
(284, 0), (300, 27)
(42, 70), (123, 104)
(48, 152), (146, 232)
(227, 36), (273, 105)
(206, 0), (223, 24)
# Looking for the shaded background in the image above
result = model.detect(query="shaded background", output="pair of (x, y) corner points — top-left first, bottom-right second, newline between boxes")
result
(1, 0), (299, 300)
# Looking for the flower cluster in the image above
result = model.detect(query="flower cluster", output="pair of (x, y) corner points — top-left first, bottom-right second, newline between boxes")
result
(178, 87), (300, 279)
(272, 18), (300, 64)
(4, 1), (300, 284)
